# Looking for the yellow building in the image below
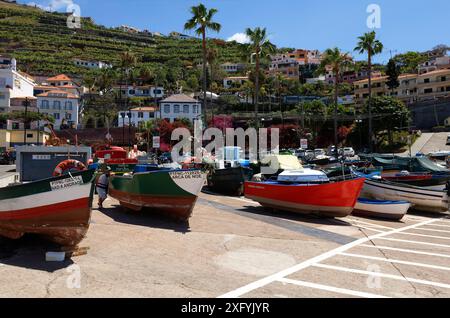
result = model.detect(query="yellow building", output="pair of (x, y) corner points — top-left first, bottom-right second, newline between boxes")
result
(354, 69), (450, 105)
(0, 129), (50, 149)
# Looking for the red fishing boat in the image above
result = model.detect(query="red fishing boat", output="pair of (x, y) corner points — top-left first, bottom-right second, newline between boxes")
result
(245, 170), (365, 218)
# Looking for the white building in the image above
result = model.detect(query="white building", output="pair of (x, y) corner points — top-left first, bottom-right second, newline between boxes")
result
(73, 59), (112, 70)
(117, 94), (202, 127)
(419, 55), (450, 74)
(220, 62), (246, 73)
(37, 90), (79, 130)
(118, 107), (156, 128)
(159, 94), (202, 123)
(0, 68), (36, 113)
(115, 85), (165, 98)
(223, 76), (249, 89)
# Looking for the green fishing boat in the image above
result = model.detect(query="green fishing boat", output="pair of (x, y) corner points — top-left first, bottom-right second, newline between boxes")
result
(109, 169), (206, 221)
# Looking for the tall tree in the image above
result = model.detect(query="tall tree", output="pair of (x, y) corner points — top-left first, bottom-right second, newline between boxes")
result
(355, 31), (384, 151)
(386, 58), (400, 93)
(184, 3), (221, 125)
(317, 47), (351, 154)
(245, 27), (276, 126)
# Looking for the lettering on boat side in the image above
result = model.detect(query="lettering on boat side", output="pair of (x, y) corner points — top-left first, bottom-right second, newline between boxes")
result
(181, 302), (270, 315)
(248, 185), (265, 190)
(170, 170), (203, 180)
(50, 176), (83, 191)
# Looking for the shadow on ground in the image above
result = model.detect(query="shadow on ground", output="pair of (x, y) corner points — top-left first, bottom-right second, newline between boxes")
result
(0, 235), (74, 272)
(98, 206), (191, 234)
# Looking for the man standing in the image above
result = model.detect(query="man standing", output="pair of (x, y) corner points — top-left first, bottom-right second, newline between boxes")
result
(96, 166), (111, 209)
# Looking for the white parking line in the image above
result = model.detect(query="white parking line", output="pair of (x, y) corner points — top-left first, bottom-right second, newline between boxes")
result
(395, 232), (450, 241)
(218, 217), (442, 298)
(353, 225), (385, 233)
(340, 253), (450, 272)
(360, 244), (450, 259)
(413, 227), (450, 234)
(277, 278), (388, 298)
(313, 263), (450, 290)
(423, 223), (450, 229)
(376, 237), (450, 249)
(348, 219), (395, 230)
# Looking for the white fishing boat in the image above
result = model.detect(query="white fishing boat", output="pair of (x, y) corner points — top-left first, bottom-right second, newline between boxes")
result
(353, 198), (411, 221)
(361, 178), (449, 213)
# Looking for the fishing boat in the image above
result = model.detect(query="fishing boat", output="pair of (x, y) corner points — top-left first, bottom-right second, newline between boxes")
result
(245, 169), (365, 218)
(109, 169), (206, 221)
(381, 171), (450, 187)
(0, 169), (95, 247)
(92, 145), (138, 175)
(353, 198), (411, 221)
(361, 178), (449, 213)
(206, 147), (253, 196)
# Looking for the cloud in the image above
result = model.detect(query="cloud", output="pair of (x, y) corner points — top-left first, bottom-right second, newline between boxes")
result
(227, 33), (250, 44)
(27, 0), (74, 12)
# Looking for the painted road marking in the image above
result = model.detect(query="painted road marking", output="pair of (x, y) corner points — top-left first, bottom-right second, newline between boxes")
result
(277, 278), (388, 298)
(360, 244), (450, 259)
(423, 223), (450, 228)
(413, 227), (450, 234)
(218, 217), (442, 298)
(376, 237), (450, 249)
(313, 263), (450, 290)
(340, 253), (450, 272)
(395, 232), (450, 241)
(348, 219), (395, 230)
(352, 225), (384, 233)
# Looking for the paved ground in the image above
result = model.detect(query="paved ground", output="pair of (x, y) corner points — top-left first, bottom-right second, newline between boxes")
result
(1, 189), (450, 298)
(419, 132), (450, 154)
(0, 165), (15, 175)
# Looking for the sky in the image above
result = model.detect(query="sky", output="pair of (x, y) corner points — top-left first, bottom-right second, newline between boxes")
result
(19, 0), (450, 63)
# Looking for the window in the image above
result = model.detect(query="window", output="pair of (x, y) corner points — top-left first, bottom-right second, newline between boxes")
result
(12, 122), (19, 130)
(424, 88), (433, 94)
(149, 112), (155, 118)
(27, 134), (33, 138)
(54, 113), (60, 120)
(53, 101), (61, 110)
(65, 101), (73, 110)
(120, 112), (126, 118)
(41, 100), (49, 109)
(424, 78), (430, 83)
(441, 76), (447, 82)
(129, 90), (135, 95)
(183, 105), (189, 113)
(164, 105), (170, 113)
(447, 87), (450, 92)
(138, 112), (144, 118)
(174, 105), (180, 113)
(154, 89), (162, 95)
(193, 105), (198, 114)
(66, 113), (72, 120)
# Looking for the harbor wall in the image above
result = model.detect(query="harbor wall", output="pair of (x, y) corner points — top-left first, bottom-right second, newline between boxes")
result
(409, 98), (450, 130)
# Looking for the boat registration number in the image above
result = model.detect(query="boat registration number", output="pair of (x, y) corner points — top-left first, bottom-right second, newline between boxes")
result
(170, 170), (203, 180)
(50, 176), (83, 191)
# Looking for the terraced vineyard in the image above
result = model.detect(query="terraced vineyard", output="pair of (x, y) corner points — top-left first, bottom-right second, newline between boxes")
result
(0, 1), (244, 77)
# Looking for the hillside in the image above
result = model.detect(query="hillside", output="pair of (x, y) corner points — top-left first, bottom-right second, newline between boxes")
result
(0, 1), (244, 77)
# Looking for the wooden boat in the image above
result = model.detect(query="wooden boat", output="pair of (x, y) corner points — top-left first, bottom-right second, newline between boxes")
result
(245, 178), (365, 218)
(207, 166), (253, 196)
(109, 169), (206, 221)
(92, 145), (138, 175)
(0, 169), (95, 247)
(382, 171), (450, 187)
(361, 178), (449, 213)
(353, 198), (411, 221)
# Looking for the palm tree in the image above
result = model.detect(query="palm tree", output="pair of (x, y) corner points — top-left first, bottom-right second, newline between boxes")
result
(184, 3), (221, 124)
(354, 31), (383, 151)
(245, 27), (276, 126)
(317, 47), (351, 155)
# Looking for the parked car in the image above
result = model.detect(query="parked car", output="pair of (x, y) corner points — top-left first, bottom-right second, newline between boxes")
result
(342, 147), (355, 157)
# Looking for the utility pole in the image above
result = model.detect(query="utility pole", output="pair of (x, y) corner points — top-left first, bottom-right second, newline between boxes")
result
(37, 107), (40, 145)
(23, 97), (29, 145)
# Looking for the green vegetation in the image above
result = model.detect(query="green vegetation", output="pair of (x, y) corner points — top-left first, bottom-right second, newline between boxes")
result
(0, 2), (242, 78)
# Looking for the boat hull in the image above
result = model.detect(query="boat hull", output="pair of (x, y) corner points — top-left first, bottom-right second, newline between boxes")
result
(353, 199), (411, 221)
(207, 166), (253, 196)
(244, 178), (365, 218)
(109, 170), (205, 221)
(0, 170), (95, 246)
(361, 179), (449, 213)
(382, 172), (450, 187)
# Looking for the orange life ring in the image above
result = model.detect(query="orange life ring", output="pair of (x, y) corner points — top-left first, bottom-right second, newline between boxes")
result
(53, 159), (87, 177)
